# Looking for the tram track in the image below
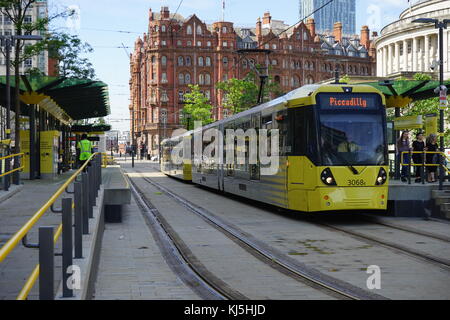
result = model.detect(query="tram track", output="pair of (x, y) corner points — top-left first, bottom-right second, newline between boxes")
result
(131, 169), (388, 300)
(129, 177), (248, 300)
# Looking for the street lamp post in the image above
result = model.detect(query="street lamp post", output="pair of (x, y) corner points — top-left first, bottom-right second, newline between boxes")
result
(413, 18), (450, 190)
(0, 34), (43, 190)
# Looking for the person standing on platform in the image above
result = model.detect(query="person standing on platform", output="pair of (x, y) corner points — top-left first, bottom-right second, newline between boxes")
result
(397, 131), (411, 182)
(412, 132), (426, 183)
(426, 134), (439, 183)
(77, 133), (93, 171)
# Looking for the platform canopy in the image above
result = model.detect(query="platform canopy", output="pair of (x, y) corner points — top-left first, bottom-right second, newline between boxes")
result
(0, 75), (110, 124)
(357, 80), (450, 108)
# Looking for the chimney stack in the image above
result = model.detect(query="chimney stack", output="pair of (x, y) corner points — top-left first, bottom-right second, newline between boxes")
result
(262, 11), (271, 26)
(256, 17), (262, 39)
(333, 22), (342, 43)
(306, 18), (316, 38)
(161, 6), (170, 19)
(361, 25), (370, 49)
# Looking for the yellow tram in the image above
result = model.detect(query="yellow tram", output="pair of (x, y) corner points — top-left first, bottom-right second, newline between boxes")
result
(161, 84), (389, 212)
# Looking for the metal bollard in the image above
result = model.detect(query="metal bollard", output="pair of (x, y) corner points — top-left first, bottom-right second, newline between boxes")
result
(62, 198), (73, 298)
(81, 172), (89, 234)
(39, 226), (54, 300)
(98, 154), (102, 186)
(88, 165), (95, 213)
(408, 150), (412, 184)
(74, 182), (83, 258)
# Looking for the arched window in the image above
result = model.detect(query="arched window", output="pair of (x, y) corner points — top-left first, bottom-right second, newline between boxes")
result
(187, 25), (192, 35)
(178, 56), (184, 66)
(198, 56), (204, 67)
(222, 26), (227, 33)
(196, 25), (202, 35)
(178, 73), (184, 85)
(161, 25), (166, 32)
(161, 56), (167, 66)
(205, 73), (211, 85)
(186, 56), (191, 66)
(205, 56), (211, 66)
(272, 59), (278, 66)
(185, 73), (191, 84)
(151, 56), (156, 64)
(199, 74), (205, 85)
(223, 57), (228, 65)
(242, 60), (248, 68)
(177, 40), (182, 46)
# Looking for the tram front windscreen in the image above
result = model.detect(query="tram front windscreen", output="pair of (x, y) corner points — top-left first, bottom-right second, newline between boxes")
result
(316, 93), (388, 166)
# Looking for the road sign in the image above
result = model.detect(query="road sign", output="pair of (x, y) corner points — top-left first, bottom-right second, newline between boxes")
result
(440, 88), (448, 109)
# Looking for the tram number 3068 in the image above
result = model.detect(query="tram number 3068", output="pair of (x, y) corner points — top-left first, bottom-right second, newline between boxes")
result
(347, 179), (366, 186)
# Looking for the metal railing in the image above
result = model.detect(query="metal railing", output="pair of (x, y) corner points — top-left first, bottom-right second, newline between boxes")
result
(0, 153), (24, 191)
(400, 151), (450, 184)
(0, 153), (103, 300)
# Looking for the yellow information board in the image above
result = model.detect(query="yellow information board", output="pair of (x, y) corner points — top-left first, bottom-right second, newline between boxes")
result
(394, 115), (423, 130)
(425, 114), (438, 136)
(40, 131), (60, 178)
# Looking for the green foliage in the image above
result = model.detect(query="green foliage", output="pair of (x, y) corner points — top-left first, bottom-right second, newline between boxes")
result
(216, 67), (284, 115)
(182, 85), (213, 130)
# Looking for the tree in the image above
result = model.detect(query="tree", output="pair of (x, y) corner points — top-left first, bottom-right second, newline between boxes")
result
(0, 0), (74, 155)
(182, 84), (213, 130)
(217, 67), (284, 115)
(26, 32), (96, 79)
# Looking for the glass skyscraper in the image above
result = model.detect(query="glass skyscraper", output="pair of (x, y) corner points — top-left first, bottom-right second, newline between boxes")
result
(299, 0), (356, 35)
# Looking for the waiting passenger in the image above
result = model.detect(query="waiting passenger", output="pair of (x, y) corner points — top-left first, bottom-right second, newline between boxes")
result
(412, 132), (426, 183)
(396, 131), (411, 182)
(426, 134), (439, 183)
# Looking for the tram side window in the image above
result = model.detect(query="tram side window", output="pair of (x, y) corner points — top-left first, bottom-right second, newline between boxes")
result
(275, 110), (289, 155)
(289, 107), (319, 164)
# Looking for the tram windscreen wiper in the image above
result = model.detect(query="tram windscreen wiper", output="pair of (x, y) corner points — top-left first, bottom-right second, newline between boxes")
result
(332, 151), (359, 175)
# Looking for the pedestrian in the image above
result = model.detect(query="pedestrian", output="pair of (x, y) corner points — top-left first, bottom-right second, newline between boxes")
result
(412, 132), (426, 183)
(77, 133), (93, 171)
(396, 131), (411, 182)
(426, 133), (438, 183)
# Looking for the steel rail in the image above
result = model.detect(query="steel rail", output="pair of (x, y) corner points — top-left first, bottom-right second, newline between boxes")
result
(133, 169), (388, 300)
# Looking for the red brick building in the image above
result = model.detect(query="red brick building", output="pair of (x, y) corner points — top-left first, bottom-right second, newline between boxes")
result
(130, 7), (377, 157)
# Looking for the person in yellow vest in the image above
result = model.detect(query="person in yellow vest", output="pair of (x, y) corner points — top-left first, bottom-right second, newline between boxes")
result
(77, 133), (93, 170)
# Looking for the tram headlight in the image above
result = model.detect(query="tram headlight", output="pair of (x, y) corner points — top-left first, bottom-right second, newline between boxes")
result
(375, 168), (387, 185)
(321, 168), (337, 186)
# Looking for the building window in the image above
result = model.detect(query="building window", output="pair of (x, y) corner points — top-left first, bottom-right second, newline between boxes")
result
(223, 41), (228, 47)
(205, 73), (211, 85)
(178, 90), (184, 102)
(242, 60), (247, 68)
(161, 72), (168, 83)
(177, 40), (182, 46)
(161, 25), (166, 32)
(223, 57), (228, 65)
(272, 44), (277, 50)
(187, 41), (192, 46)
(205, 90), (211, 100)
(272, 59), (277, 66)
(199, 74), (205, 85)
(198, 56), (204, 66)
(161, 40), (166, 46)
(24, 15), (32, 24)
(24, 58), (32, 68)
(178, 73), (184, 85)
(178, 56), (184, 66)
(185, 73), (191, 84)
(197, 41), (202, 47)
(186, 56), (191, 66)
(205, 57), (211, 66)
(161, 56), (167, 66)
(197, 25), (202, 35)
(222, 26), (227, 33)
(187, 25), (192, 35)
(207, 41), (211, 47)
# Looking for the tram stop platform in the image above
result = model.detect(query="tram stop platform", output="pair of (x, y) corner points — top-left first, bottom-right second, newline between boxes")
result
(0, 165), (131, 300)
(388, 180), (450, 219)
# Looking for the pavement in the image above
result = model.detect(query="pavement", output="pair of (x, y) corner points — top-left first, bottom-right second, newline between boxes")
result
(0, 172), (74, 300)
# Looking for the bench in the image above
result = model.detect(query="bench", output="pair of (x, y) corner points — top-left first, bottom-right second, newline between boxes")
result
(102, 165), (131, 223)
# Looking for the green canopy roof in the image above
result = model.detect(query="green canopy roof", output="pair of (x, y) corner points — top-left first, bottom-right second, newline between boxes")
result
(357, 80), (450, 108)
(0, 75), (110, 122)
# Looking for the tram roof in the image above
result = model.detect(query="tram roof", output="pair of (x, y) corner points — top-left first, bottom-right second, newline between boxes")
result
(0, 75), (110, 125)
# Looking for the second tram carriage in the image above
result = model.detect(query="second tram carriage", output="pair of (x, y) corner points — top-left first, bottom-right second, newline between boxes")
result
(161, 84), (389, 212)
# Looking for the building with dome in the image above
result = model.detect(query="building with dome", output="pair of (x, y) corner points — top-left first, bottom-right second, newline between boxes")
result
(374, 0), (450, 79)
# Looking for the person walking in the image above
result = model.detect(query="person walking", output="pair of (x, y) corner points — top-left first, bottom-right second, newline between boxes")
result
(426, 134), (439, 183)
(77, 133), (93, 171)
(397, 131), (411, 182)
(412, 132), (426, 183)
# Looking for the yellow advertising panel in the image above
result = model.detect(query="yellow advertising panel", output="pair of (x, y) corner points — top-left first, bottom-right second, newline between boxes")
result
(19, 130), (30, 174)
(394, 115), (423, 130)
(425, 114), (438, 136)
(40, 130), (60, 177)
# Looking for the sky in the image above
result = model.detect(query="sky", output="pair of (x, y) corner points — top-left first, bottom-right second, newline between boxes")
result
(49, 0), (414, 132)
